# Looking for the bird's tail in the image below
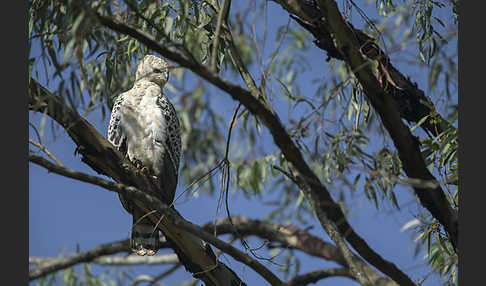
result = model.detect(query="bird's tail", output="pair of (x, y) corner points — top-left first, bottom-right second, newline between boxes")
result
(131, 208), (159, 256)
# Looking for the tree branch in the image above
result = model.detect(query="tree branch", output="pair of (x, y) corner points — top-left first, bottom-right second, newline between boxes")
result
(28, 79), (248, 286)
(311, 0), (457, 252)
(91, 12), (414, 286)
(206, 216), (397, 286)
(287, 268), (353, 286)
(29, 240), (130, 280)
(210, 0), (232, 72)
(30, 253), (178, 267)
(130, 264), (181, 286)
(28, 147), (281, 285)
(29, 139), (64, 167)
(275, 0), (454, 137)
(29, 207), (396, 285)
(281, 166), (374, 286)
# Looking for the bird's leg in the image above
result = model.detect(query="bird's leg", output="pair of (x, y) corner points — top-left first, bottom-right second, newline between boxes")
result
(131, 158), (150, 175)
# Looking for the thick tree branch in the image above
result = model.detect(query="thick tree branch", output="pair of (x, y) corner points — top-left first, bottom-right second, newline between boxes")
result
(275, 0), (453, 137)
(28, 80), (248, 286)
(29, 155), (282, 284)
(282, 167), (372, 286)
(29, 147), (282, 285)
(92, 12), (414, 286)
(207, 217), (396, 286)
(274, 1), (458, 251)
(29, 201), (396, 285)
(308, 0), (457, 252)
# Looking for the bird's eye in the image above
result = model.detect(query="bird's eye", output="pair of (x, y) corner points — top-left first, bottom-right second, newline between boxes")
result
(153, 68), (163, 73)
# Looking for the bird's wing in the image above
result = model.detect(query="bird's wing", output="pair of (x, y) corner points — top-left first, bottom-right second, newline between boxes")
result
(108, 92), (132, 213)
(154, 93), (181, 202)
(108, 93), (128, 155)
(155, 93), (181, 175)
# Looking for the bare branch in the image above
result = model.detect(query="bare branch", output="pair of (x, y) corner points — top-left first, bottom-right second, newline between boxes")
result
(30, 254), (178, 267)
(29, 139), (64, 167)
(206, 216), (397, 285)
(95, 254), (178, 266)
(210, 0), (232, 72)
(287, 268), (353, 286)
(29, 153), (137, 195)
(29, 240), (129, 280)
(130, 264), (181, 286)
(29, 237), (175, 277)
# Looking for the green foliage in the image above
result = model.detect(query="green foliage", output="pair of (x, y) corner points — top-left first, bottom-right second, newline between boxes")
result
(406, 212), (458, 286)
(29, 0), (458, 284)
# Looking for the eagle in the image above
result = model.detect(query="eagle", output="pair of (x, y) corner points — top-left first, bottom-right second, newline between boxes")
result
(108, 55), (181, 256)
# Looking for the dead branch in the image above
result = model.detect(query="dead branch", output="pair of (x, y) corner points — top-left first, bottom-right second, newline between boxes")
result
(30, 253), (178, 267)
(29, 139), (64, 167)
(29, 240), (129, 280)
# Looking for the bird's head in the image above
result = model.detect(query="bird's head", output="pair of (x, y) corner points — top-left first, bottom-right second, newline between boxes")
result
(135, 55), (170, 86)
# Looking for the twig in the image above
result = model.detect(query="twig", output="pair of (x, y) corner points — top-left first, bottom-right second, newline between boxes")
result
(220, 104), (281, 265)
(29, 122), (42, 144)
(210, 0), (232, 72)
(29, 240), (129, 280)
(287, 268), (353, 285)
(130, 263), (181, 286)
(29, 139), (64, 167)
(367, 170), (440, 190)
(224, 103), (242, 160)
(29, 153), (138, 196)
(96, 253), (178, 265)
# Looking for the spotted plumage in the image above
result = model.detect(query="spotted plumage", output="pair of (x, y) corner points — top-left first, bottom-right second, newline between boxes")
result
(108, 55), (181, 256)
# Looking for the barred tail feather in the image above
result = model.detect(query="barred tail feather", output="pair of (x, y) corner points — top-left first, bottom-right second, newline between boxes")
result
(131, 209), (159, 256)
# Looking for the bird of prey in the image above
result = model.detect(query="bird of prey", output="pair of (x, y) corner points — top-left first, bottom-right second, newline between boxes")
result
(107, 55), (181, 256)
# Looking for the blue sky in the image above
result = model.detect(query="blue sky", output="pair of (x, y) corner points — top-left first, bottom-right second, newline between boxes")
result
(29, 1), (456, 285)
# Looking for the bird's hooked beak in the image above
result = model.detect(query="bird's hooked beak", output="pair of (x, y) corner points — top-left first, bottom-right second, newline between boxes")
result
(163, 64), (182, 84)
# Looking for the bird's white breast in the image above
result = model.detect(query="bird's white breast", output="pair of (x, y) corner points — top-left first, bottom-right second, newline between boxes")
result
(121, 82), (168, 174)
